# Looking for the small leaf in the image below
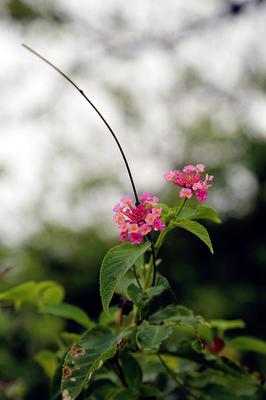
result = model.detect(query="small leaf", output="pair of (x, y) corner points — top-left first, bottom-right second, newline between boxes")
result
(34, 280), (65, 307)
(127, 284), (141, 304)
(149, 305), (206, 328)
(82, 379), (116, 399)
(227, 336), (266, 355)
(100, 241), (151, 313)
(136, 321), (172, 353)
(108, 388), (137, 400)
(0, 281), (36, 307)
(139, 384), (164, 398)
(40, 303), (94, 328)
(119, 352), (142, 389)
(195, 204), (221, 224)
(35, 350), (57, 379)
(99, 306), (120, 326)
(114, 270), (137, 299)
(177, 204), (221, 224)
(61, 332), (81, 346)
(210, 319), (246, 333)
(61, 327), (128, 400)
(128, 284), (175, 320)
(174, 219), (214, 254)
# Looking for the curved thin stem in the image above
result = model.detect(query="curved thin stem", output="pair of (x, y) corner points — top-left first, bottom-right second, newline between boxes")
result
(150, 242), (157, 286)
(175, 198), (187, 218)
(154, 198), (188, 257)
(22, 44), (139, 205)
(144, 233), (157, 288)
(133, 265), (142, 291)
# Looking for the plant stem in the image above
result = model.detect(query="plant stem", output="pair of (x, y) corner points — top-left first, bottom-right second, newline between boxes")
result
(155, 198), (187, 255)
(113, 354), (128, 388)
(22, 44), (140, 205)
(133, 265), (142, 291)
(151, 242), (157, 286)
(175, 198), (187, 218)
(145, 198), (188, 288)
(158, 355), (198, 399)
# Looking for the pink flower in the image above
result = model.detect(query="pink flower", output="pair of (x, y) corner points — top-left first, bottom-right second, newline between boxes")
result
(183, 165), (196, 173)
(145, 213), (156, 226)
(139, 224), (151, 236)
(129, 232), (143, 245)
(139, 192), (152, 202)
(113, 192), (165, 245)
(196, 164), (205, 172)
(120, 231), (128, 243)
(119, 223), (128, 233)
(152, 207), (162, 218)
(128, 224), (139, 234)
(196, 189), (208, 202)
(113, 214), (124, 224)
(121, 195), (133, 208)
(164, 163), (213, 203)
(192, 182), (202, 191)
(164, 170), (176, 181)
(140, 192), (159, 207)
(153, 219), (165, 231)
(180, 188), (193, 199)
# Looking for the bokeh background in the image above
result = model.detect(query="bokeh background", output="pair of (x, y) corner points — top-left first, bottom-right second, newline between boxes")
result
(0, 0), (266, 398)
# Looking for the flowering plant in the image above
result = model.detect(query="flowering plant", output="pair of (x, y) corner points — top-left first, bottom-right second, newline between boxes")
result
(113, 193), (165, 245)
(0, 46), (265, 400)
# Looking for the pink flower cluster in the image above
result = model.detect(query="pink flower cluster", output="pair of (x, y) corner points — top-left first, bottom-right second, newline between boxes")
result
(113, 192), (165, 245)
(164, 164), (213, 202)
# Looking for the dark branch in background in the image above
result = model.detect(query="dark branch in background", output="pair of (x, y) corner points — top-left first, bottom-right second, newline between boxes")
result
(72, 0), (266, 55)
(0, 265), (14, 277)
(21, 44), (140, 205)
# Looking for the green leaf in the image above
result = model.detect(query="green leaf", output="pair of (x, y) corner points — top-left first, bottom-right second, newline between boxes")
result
(82, 379), (116, 399)
(136, 321), (172, 353)
(35, 280), (65, 306)
(139, 384), (164, 398)
(40, 303), (94, 328)
(35, 350), (57, 379)
(210, 319), (246, 333)
(113, 270), (137, 299)
(127, 280), (176, 320)
(119, 352), (142, 390)
(100, 241), (151, 313)
(177, 204), (221, 224)
(174, 219), (214, 254)
(183, 356), (262, 398)
(61, 332), (82, 346)
(195, 204), (221, 224)
(107, 388), (137, 400)
(99, 306), (120, 326)
(149, 305), (206, 328)
(0, 281), (36, 308)
(61, 327), (128, 400)
(227, 336), (266, 355)
(0, 280), (66, 309)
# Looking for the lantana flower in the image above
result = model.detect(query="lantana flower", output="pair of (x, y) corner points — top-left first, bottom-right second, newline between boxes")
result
(113, 192), (165, 245)
(164, 164), (213, 202)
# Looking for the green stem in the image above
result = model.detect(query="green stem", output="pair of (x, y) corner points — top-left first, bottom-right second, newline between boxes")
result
(151, 242), (157, 286)
(175, 197), (187, 218)
(133, 265), (142, 291)
(144, 198), (188, 288)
